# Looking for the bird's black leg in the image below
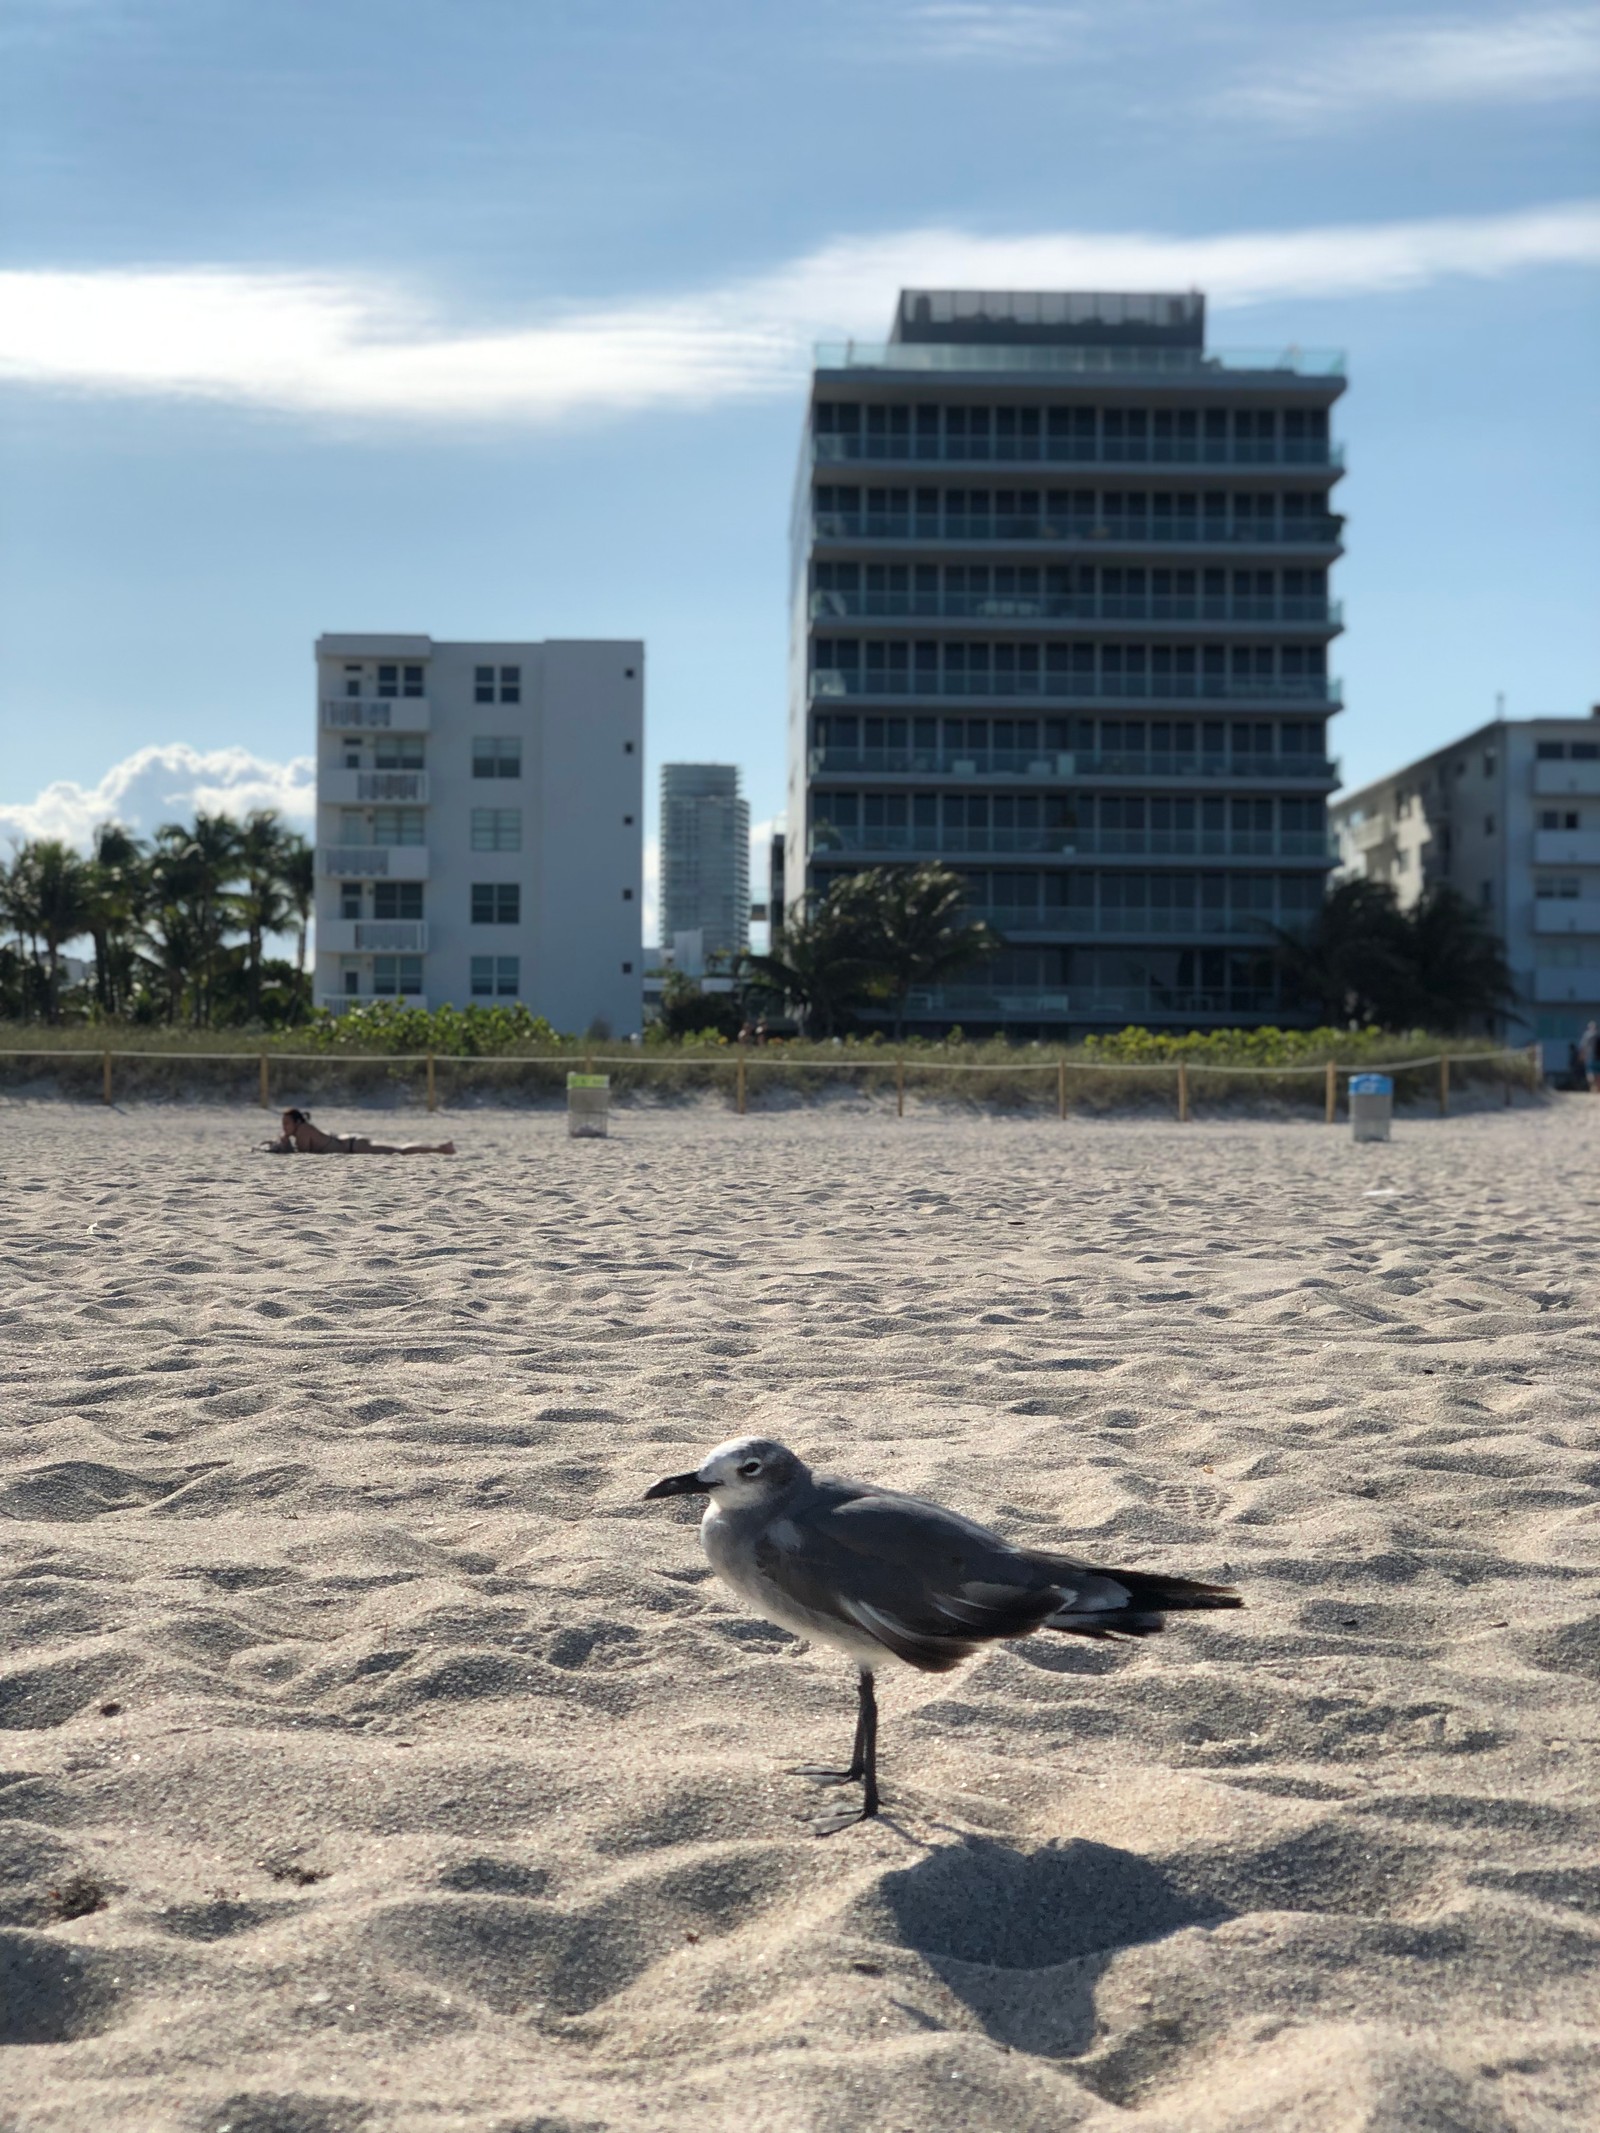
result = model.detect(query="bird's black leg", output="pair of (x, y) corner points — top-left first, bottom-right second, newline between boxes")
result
(791, 1668), (869, 1784)
(812, 1670), (881, 1835)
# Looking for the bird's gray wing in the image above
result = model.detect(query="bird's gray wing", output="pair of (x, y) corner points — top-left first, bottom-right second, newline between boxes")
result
(755, 1489), (1069, 1672)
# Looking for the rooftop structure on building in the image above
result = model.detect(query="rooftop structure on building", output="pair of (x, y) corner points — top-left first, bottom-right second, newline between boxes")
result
(659, 763), (750, 965)
(313, 634), (643, 1035)
(788, 289), (1346, 1033)
(1332, 707), (1600, 1068)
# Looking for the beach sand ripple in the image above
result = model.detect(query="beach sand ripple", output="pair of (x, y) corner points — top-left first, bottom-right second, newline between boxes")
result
(1, 1100), (1597, 2129)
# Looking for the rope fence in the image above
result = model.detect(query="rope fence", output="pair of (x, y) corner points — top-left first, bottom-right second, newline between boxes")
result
(0, 1041), (1546, 1122)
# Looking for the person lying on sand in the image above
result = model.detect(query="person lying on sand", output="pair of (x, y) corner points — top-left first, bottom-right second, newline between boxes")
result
(262, 1108), (455, 1156)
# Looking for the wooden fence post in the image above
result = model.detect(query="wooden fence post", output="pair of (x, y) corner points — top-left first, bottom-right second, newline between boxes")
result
(1177, 1060), (1189, 1123)
(1325, 1059), (1337, 1124)
(102, 1050), (113, 1105)
(737, 1052), (747, 1116)
(896, 1057), (905, 1118)
(1439, 1055), (1450, 1117)
(426, 1052), (436, 1113)
(1528, 1041), (1542, 1095)
(1058, 1057), (1067, 1120)
(259, 1053), (270, 1108)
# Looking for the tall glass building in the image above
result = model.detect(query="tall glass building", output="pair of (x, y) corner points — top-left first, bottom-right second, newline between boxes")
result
(659, 763), (751, 963)
(786, 290), (1346, 1034)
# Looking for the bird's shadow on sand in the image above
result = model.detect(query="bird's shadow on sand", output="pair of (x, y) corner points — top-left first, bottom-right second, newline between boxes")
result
(870, 1834), (1230, 2059)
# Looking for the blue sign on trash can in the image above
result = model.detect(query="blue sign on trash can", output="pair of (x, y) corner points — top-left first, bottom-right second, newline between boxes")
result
(1349, 1072), (1393, 1142)
(1349, 1074), (1393, 1097)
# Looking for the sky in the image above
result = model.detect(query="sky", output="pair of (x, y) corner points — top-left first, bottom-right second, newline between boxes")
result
(2, 0), (1597, 940)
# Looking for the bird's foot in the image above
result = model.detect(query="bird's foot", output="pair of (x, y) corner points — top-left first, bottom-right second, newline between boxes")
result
(813, 1792), (880, 1837)
(790, 1764), (865, 1788)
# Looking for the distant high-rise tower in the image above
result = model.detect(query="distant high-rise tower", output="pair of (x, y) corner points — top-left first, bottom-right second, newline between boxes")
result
(660, 764), (751, 962)
(788, 289), (1347, 1034)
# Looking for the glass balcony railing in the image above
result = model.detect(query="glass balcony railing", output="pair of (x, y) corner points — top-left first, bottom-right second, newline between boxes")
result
(967, 907), (1293, 938)
(892, 984), (1284, 1020)
(810, 590), (1340, 627)
(816, 342), (1344, 378)
(810, 746), (1339, 782)
(811, 826), (1335, 859)
(811, 669), (1340, 705)
(814, 434), (1343, 469)
(814, 511), (1344, 546)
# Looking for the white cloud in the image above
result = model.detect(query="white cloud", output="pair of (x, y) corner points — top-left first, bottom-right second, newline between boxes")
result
(0, 742), (313, 851)
(2, 201), (1597, 425)
(1220, 8), (1600, 125)
(900, 3), (1089, 61)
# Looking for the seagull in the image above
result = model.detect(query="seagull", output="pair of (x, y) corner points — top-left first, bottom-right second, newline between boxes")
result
(645, 1435), (1242, 1832)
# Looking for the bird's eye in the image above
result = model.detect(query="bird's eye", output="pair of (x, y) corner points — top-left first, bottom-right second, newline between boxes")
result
(739, 1459), (762, 1477)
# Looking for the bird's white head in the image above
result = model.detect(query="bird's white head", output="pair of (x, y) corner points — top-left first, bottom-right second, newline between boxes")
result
(644, 1435), (807, 1510)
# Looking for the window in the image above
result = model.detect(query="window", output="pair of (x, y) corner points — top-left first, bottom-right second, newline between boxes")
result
(1541, 810), (1581, 831)
(402, 663), (425, 698)
(1574, 743), (1600, 762)
(344, 663), (362, 700)
(498, 665), (521, 703)
(624, 740), (635, 754)
(470, 882), (521, 924)
(1537, 741), (1567, 760)
(622, 961), (633, 974)
(1480, 882), (1493, 908)
(339, 882), (361, 920)
(343, 967), (360, 995)
(474, 665), (496, 704)
(372, 808), (426, 846)
(470, 808), (521, 851)
(373, 882), (423, 920)
(472, 735), (522, 778)
(374, 735), (425, 770)
(622, 887), (634, 901)
(623, 813), (635, 826)
(376, 664), (399, 699)
(372, 955), (423, 996)
(1484, 815), (1496, 835)
(1536, 877), (1583, 899)
(470, 955), (519, 997)
(1483, 751), (1497, 776)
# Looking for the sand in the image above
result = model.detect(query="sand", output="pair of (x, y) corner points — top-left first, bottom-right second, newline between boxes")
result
(1, 1095), (1597, 2132)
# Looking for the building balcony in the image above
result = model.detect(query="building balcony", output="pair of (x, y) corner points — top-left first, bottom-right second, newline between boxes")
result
(1533, 900), (1600, 936)
(321, 697), (432, 733)
(969, 907), (1291, 940)
(809, 745), (1339, 784)
(816, 341), (1344, 380)
(317, 920), (430, 954)
(1534, 759), (1600, 797)
(813, 512), (1344, 551)
(318, 992), (429, 1014)
(1531, 968), (1600, 1005)
(814, 435), (1344, 472)
(320, 844), (430, 881)
(811, 669), (1340, 707)
(810, 590), (1341, 630)
(320, 770), (431, 806)
(811, 826), (1334, 861)
(893, 984), (1282, 1022)
(1533, 830), (1600, 866)
(1342, 816), (1395, 854)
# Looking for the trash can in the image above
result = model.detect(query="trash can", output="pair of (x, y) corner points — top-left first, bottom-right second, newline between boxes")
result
(567, 1073), (610, 1139)
(1349, 1072), (1393, 1144)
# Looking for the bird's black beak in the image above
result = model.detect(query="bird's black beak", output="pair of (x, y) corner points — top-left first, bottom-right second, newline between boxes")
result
(644, 1470), (709, 1501)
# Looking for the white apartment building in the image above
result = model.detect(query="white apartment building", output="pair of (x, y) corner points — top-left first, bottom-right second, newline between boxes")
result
(1331, 709), (1600, 1066)
(314, 634), (644, 1036)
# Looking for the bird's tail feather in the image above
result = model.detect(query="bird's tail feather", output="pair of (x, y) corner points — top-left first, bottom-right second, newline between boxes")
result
(1045, 1565), (1242, 1639)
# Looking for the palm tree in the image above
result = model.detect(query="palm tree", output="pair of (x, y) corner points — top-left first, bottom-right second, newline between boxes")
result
(832, 865), (1000, 1039)
(1403, 884), (1516, 1033)
(1267, 878), (1416, 1027)
(86, 821), (147, 1017)
(235, 811), (293, 1023)
(5, 840), (95, 1022)
(741, 897), (881, 1037)
(149, 812), (242, 1025)
(278, 834), (315, 1018)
